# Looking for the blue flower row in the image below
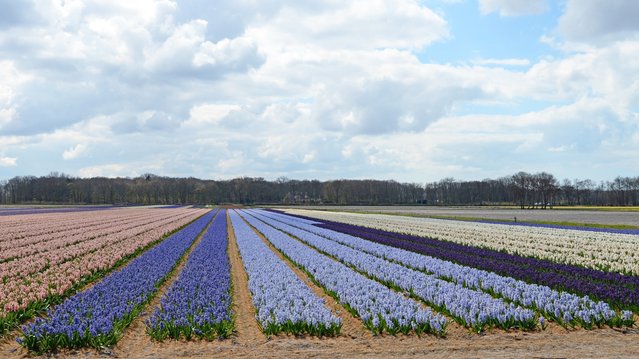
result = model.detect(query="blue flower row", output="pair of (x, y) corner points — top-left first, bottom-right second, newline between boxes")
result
(146, 209), (233, 340)
(228, 211), (341, 336)
(246, 210), (537, 332)
(256, 209), (634, 329)
(237, 211), (447, 336)
(18, 210), (217, 352)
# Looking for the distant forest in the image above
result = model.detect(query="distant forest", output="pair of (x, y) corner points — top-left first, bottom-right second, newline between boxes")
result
(1, 172), (638, 207)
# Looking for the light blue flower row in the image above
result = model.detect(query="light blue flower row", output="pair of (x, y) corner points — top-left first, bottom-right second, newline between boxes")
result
(237, 211), (447, 335)
(228, 211), (340, 336)
(245, 209), (536, 331)
(253, 209), (633, 328)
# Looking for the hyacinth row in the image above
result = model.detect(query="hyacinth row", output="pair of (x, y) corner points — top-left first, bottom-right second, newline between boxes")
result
(1, 209), (198, 278)
(18, 210), (216, 353)
(147, 210), (233, 341)
(282, 209), (639, 311)
(245, 210), (537, 332)
(1, 211), (173, 264)
(237, 211), (447, 336)
(0, 207), (204, 288)
(228, 211), (341, 336)
(282, 209), (639, 275)
(255, 210), (634, 329)
(1, 208), (207, 335)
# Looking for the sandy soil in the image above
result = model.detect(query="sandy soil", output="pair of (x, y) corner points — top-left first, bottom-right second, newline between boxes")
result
(3, 325), (638, 358)
(282, 206), (639, 226)
(2, 210), (639, 358)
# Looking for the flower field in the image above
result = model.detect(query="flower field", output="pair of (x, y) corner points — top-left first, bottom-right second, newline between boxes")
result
(0, 206), (637, 356)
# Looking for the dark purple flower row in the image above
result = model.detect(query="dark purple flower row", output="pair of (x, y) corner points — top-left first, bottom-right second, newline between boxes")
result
(18, 209), (217, 353)
(273, 211), (639, 311)
(147, 209), (233, 340)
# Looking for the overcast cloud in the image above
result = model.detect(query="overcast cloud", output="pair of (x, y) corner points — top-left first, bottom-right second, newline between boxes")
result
(1, 0), (638, 182)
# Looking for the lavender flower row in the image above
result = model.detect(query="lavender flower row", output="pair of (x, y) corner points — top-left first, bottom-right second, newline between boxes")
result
(19, 210), (216, 353)
(236, 211), (447, 336)
(246, 210), (536, 332)
(281, 211), (639, 311)
(255, 210), (633, 328)
(147, 210), (233, 341)
(228, 211), (340, 336)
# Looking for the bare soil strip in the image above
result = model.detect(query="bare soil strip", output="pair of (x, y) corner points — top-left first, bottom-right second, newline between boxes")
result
(0, 333), (22, 357)
(5, 327), (639, 358)
(242, 213), (371, 340)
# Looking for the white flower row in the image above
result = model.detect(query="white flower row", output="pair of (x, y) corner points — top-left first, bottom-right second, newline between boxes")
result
(283, 209), (639, 275)
(237, 211), (446, 335)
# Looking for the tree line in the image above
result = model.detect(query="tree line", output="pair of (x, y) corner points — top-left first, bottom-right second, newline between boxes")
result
(0, 171), (638, 207)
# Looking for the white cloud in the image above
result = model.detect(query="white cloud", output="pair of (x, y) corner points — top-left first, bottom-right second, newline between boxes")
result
(558, 0), (639, 43)
(0, 156), (17, 167)
(62, 144), (88, 160)
(78, 163), (130, 178)
(0, 1), (263, 136)
(0, 108), (16, 128)
(479, 0), (548, 16)
(144, 20), (264, 75)
(184, 104), (241, 128)
(0, 61), (32, 131)
(246, 1), (449, 52)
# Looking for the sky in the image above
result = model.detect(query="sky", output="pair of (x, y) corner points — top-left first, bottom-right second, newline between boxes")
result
(1, 0), (638, 182)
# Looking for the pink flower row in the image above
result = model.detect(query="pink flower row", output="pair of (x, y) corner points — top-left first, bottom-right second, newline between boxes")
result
(0, 210), (151, 246)
(0, 210), (195, 264)
(0, 209), (202, 281)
